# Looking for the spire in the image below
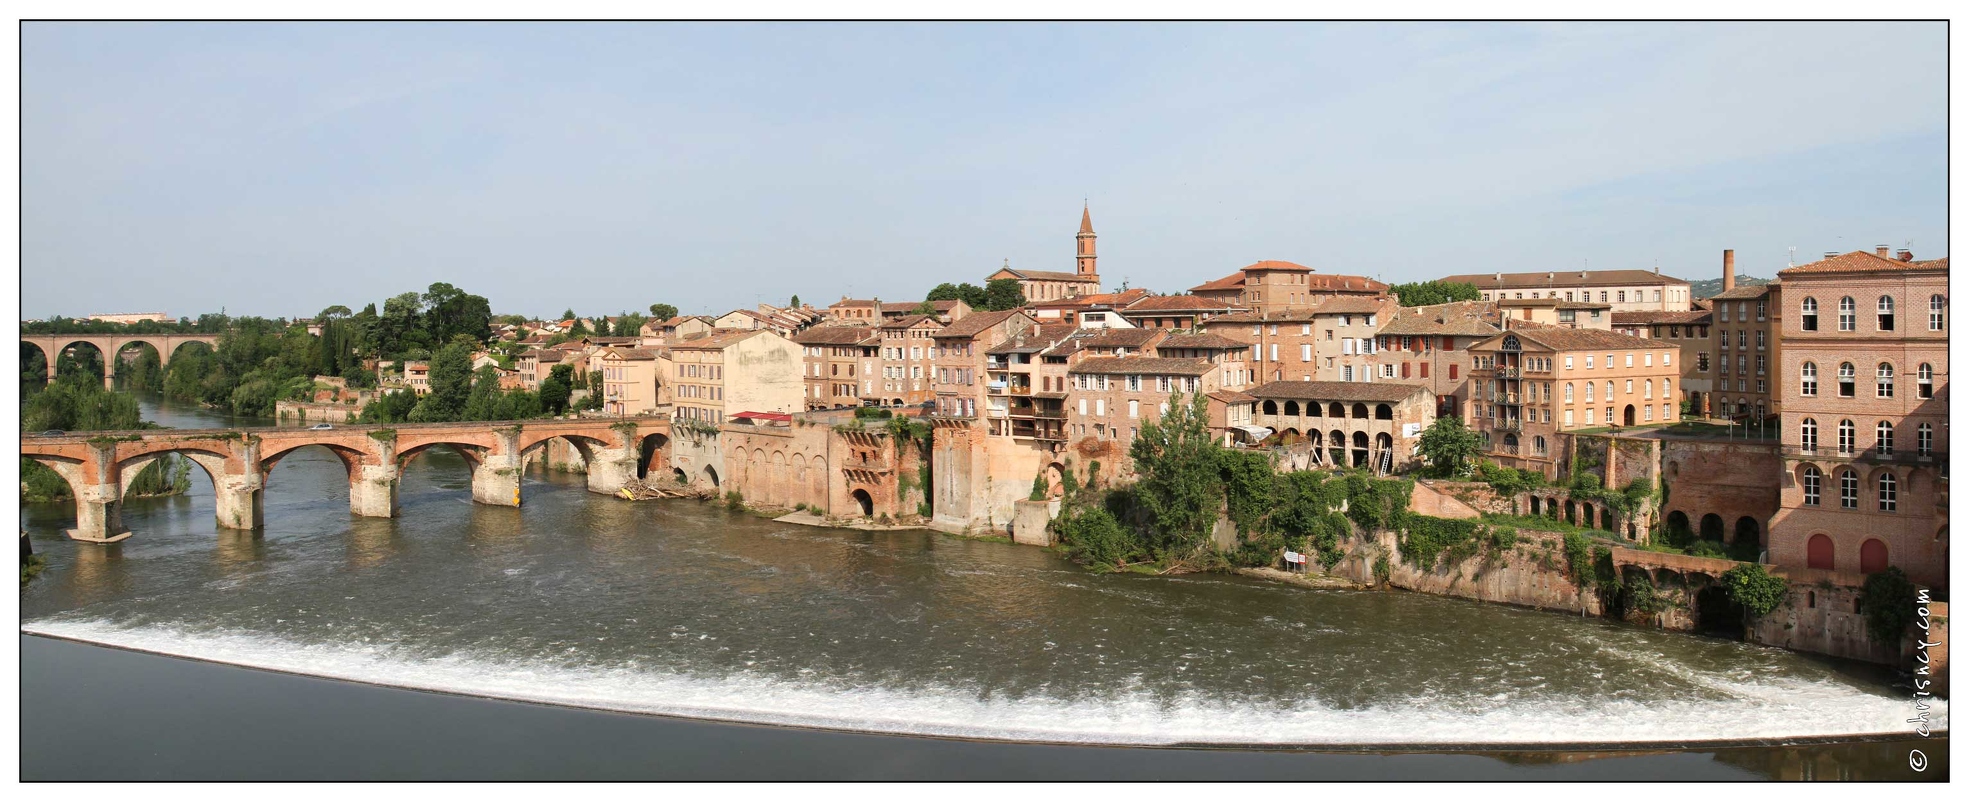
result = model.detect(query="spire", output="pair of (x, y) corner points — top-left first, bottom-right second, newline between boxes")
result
(1079, 202), (1094, 234)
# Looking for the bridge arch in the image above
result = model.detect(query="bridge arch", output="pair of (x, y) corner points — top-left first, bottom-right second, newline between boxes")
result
(636, 432), (671, 479)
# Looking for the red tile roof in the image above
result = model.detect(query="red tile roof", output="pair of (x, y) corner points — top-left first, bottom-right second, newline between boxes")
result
(932, 309), (1027, 339)
(1188, 271), (1247, 293)
(1246, 381), (1429, 403)
(1067, 356), (1212, 376)
(1442, 269), (1689, 289)
(1777, 250), (1949, 277)
(1123, 294), (1235, 312)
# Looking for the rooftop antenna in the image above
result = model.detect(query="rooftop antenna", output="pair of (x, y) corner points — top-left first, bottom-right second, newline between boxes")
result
(1787, 246), (1796, 268)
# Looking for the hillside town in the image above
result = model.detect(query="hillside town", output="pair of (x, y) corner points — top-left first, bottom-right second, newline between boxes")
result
(224, 206), (1938, 604)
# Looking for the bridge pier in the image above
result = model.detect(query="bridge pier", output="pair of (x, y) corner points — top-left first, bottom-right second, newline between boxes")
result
(66, 483), (131, 544)
(472, 454), (523, 507)
(351, 463), (401, 518)
(585, 445), (638, 495)
(214, 472), (265, 531)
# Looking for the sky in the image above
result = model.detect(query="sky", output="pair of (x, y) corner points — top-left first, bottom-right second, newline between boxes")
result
(20, 22), (1948, 321)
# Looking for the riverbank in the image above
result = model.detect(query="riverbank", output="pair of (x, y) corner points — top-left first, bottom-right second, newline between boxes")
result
(18, 635), (1945, 780)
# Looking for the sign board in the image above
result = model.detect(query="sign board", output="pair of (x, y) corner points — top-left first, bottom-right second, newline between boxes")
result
(1402, 422), (1422, 439)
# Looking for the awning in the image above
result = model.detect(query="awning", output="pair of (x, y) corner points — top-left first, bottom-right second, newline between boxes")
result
(1231, 425), (1273, 441)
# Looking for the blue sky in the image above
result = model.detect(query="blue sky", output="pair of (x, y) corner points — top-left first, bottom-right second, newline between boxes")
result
(21, 22), (1947, 320)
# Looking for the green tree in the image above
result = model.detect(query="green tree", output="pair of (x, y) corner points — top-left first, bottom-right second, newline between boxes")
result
(538, 364), (574, 414)
(1859, 567), (1918, 645)
(1128, 392), (1225, 564)
(1389, 280), (1483, 307)
(914, 301), (937, 316)
(412, 342), (474, 422)
(981, 278), (1026, 311)
(1720, 564), (1789, 619)
(790, 295), (801, 309)
(1418, 416), (1483, 477)
(560, 308), (577, 321)
(648, 303), (678, 321)
(460, 365), (504, 421)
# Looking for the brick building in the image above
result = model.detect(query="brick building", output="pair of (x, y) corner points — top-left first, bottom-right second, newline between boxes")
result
(1365, 300), (1501, 420)
(1768, 248), (1948, 589)
(1610, 308), (1713, 416)
(1242, 381), (1436, 472)
(875, 314), (945, 406)
(1467, 324), (1681, 477)
(931, 309), (1035, 419)
(668, 328), (803, 425)
(1117, 294), (1237, 330)
(598, 347), (664, 416)
(1187, 260), (1388, 313)
(1201, 295), (1398, 384)
(1065, 356), (1221, 483)
(793, 325), (877, 410)
(985, 204), (1103, 302)
(1443, 268), (1693, 313)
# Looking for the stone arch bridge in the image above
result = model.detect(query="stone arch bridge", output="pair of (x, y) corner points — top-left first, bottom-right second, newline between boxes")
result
(21, 333), (223, 388)
(21, 417), (671, 543)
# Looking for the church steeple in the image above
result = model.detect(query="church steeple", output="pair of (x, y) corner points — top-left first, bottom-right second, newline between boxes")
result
(1076, 202), (1098, 277)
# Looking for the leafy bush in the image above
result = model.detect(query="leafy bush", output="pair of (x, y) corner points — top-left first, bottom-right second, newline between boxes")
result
(1860, 567), (1918, 645)
(1721, 564), (1789, 618)
(1055, 506), (1136, 571)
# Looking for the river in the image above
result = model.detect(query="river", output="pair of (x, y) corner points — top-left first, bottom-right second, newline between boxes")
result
(18, 392), (1949, 779)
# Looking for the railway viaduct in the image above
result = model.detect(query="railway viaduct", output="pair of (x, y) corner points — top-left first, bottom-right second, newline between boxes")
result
(20, 333), (223, 388)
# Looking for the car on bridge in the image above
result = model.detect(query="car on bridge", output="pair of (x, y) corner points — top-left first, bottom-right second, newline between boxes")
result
(308, 423), (334, 431)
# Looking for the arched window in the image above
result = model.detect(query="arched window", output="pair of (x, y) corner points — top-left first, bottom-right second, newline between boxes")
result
(1564, 382), (1574, 402)
(1605, 381), (1614, 401)
(1877, 295), (1896, 331)
(1838, 296), (1856, 331)
(1917, 363), (1933, 399)
(1839, 469), (1859, 509)
(1918, 423), (1933, 457)
(1837, 362), (1855, 397)
(1533, 435), (1547, 455)
(1801, 418), (1818, 452)
(1801, 297), (1819, 331)
(1860, 538), (1889, 574)
(1929, 294), (1946, 331)
(1583, 382), (1593, 402)
(1876, 363), (1895, 398)
(1878, 473), (1898, 512)
(1837, 419), (1855, 454)
(1800, 362), (1817, 396)
(1807, 534), (1835, 570)
(1283, 400), (1299, 416)
(1802, 466), (1821, 506)
(1876, 421), (1895, 455)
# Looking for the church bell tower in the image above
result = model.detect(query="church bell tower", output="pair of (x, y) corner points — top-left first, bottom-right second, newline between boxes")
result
(1076, 203), (1098, 278)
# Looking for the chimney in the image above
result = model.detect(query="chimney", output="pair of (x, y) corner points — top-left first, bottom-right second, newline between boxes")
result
(1877, 245), (1891, 258)
(1722, 249), (1735, 293)
(1898, 249), (1914, 262)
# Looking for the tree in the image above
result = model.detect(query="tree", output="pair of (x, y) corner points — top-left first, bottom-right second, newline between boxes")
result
(648, 303), (678, 321)
(1389, 281), (1483, 307)
(460, 365), (504, 421)
(790, 295), (801, 309)
(416, 342), (474, 422)
(318, 305), (352, 319)
(981, 278), (1026, 311)
(1418, 416), (1482, 477)
(539, 364), (575, 414)
(610, 312), (648, 337)
(914, 301), (937, 316)
(560, 308), (578, 321)
(1128, 392), (1225, 564)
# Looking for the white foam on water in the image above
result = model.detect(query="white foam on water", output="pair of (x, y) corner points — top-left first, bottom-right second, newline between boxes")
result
(23, 617), (1945, 747)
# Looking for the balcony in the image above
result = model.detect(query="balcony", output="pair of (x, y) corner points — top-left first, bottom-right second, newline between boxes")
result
(1782, 446), (1947, 466)
(845, 455), (892, 472)
(1501, 392), (1520, 405)
(1493, 418), (1524, 432)
(1498, 365), (1521, 378)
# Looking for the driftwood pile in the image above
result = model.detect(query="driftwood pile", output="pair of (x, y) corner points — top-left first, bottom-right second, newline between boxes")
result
(615, 479), (716, 501)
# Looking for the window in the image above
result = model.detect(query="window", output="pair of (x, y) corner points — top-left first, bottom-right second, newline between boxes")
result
(1128, 399), (1139, 418)
(1918, 423), (1933, 457)
(1930, 295), (1946, 330)
(1624, 379), (1633, 394)
(1564, 409), (1574, 426)
(1801, 297), (1818, 331)
(1878, 473), (1897, 512)
(1877, 363), (1895, 398)
(1801, 362), (1817, 396)
(1644, 405), (1653, 421)
(1801, 418), (1817, 452)
(1838, 362), (1855, 397)
(1756, 356), (1766, 376)
(1585, 356), (1594, 369)
(1696, 353), (1709, 372)
(1301, 344), (1311, 362)
(1917, 363), (1933, 398)
(1301, 324), (1310, 335)
(1878, 295), (1895, 331)
(1877, 421), (1895, 455)
(1838, 297), (1856, 331)
(1644, 353), (1653, 367)
(1837, 419), (1855, 454)
(1625, 354), (1634, 368)
(1584, 382), (1594, 402)
(1605, 382), (1614, 401)
(1839, 469), (1859, 509)
(1803, 466), (1821, 506)
(1564, 382), (1574, 402)
(1126, 375), (1141, 391)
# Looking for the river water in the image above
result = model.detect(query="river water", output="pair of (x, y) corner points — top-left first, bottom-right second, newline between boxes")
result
(18, 393), (1948, 778)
